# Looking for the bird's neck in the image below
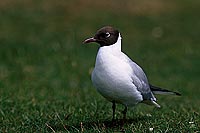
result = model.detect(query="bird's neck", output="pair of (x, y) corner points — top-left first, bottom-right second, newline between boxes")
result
(95, 34), (122, 66)
(100, 33), (122, 53)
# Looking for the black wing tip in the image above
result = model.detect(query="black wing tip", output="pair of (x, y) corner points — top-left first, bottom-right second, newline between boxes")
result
(174, 92), (181, 96)
(150, 84), (181, 96)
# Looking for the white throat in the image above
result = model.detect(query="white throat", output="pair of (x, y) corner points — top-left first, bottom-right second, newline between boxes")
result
(100, 33), (122, 53)
(110, 33), (122, 52)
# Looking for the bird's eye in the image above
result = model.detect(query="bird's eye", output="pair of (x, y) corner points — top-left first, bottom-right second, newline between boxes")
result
(105, 32), (110, 38)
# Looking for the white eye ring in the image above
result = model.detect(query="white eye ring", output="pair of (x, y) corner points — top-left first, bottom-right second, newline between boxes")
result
(105, 32), (110, 38)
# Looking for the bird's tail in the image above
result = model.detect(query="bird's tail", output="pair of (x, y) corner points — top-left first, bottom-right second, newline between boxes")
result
(150, 84), (181, 96)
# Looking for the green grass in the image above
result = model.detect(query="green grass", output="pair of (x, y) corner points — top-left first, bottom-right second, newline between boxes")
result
(0, 0), (200, 132)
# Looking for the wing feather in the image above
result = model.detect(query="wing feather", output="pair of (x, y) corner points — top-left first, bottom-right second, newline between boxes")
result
(121, 53), (156, 101)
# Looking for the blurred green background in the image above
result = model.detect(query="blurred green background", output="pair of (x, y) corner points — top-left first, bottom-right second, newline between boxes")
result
(0, 0), (199, 132)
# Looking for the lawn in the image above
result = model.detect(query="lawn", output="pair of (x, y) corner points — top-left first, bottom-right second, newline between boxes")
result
(0, 0), (199, 132)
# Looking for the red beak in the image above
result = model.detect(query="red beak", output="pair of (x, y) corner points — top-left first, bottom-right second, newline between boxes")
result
(83, 37), (97, 44)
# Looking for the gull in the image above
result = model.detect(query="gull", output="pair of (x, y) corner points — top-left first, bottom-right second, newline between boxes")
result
(83, 26), (180, 121)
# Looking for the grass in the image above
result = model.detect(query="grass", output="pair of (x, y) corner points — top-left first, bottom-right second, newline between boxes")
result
(0, 0), (200, 132)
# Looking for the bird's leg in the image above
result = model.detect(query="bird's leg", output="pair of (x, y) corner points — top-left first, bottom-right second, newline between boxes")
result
(112, 101), (116, 122)
(122, 106), (127, 121)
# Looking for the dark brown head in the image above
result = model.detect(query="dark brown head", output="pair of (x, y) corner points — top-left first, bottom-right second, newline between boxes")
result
(83, 26), (119, 47)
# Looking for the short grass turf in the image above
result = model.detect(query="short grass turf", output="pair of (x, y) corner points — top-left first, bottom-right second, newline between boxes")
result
(0, 0), (200, 132)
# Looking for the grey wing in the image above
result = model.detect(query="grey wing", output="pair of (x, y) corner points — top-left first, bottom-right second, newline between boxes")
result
(122, 53), (156, 101)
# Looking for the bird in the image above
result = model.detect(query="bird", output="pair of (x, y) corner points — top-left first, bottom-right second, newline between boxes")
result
(83, 26), (181, 121)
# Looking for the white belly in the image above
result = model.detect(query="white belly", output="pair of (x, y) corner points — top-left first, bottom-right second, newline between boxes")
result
(92, 51), (143, 106)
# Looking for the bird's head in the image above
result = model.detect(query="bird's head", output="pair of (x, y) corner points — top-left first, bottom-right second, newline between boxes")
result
(83, 26), (119, 47)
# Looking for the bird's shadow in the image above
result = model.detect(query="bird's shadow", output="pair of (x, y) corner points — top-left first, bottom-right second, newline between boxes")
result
(46, 116), (148, 132)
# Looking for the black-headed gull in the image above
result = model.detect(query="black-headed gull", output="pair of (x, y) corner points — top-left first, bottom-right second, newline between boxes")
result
(83, 26), (180, 121)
